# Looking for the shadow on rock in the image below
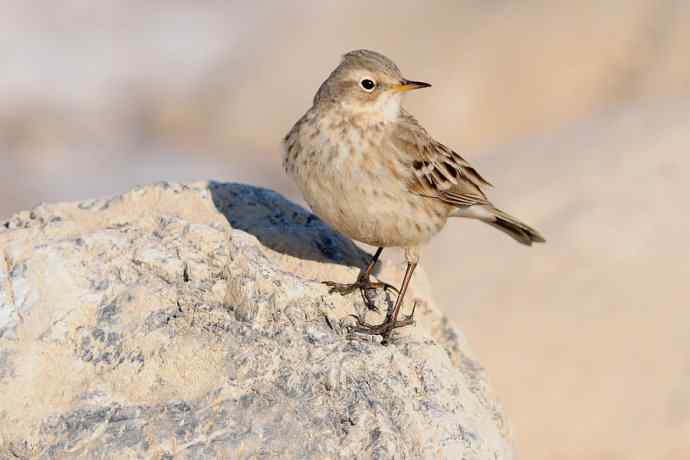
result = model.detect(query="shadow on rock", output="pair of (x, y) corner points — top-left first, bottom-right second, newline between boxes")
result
(208, 181), (370, 270)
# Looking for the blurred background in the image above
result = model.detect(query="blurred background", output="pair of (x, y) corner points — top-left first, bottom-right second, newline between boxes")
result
(2, 1), (690, 458)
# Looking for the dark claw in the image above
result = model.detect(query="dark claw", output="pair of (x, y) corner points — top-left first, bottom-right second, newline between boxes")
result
(322, 280), (358, 295)
(380, 282), (400, 295)
(348, 311), (416, 344)
(404, 300), (418, 321)
(322, 276), (399, 312)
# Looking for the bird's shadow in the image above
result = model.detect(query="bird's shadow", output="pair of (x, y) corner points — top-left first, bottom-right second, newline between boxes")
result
(208, 181), (370, 270)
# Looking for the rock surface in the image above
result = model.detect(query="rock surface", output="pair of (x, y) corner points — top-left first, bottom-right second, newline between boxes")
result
(0, 182), (512, 459)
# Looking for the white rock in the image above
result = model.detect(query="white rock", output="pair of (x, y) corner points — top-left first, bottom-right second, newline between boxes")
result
(0, 181), (512, 459)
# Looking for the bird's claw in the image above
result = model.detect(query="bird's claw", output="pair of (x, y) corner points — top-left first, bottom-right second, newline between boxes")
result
(404, 300), (418, 322)
(348, 307), (416, 344)
(322, 280), (357, 295)
(322, 279), (398, 294)
(376, 281), (400, 294)
(322, 276), (399, 312)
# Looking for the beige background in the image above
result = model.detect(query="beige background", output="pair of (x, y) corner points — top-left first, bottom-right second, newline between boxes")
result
(2, 1), (690, 458)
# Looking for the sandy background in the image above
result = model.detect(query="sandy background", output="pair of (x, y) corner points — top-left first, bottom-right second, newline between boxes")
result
(2, 1), (690, 458)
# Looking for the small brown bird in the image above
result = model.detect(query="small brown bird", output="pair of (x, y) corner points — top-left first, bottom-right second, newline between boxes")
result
(283, 49), (544, 342)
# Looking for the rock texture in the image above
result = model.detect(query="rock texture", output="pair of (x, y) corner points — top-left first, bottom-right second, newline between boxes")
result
(0, 182), (512, 459)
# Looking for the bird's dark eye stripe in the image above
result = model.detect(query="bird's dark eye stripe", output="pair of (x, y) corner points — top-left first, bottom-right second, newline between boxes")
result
(360, 79), (376, 90)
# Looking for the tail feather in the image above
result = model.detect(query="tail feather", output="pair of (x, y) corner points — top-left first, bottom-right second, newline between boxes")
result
(454, 205), (545, 246)
(488, 208), (545, 246)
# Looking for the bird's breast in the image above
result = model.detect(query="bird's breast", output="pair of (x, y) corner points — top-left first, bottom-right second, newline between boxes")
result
(285, 110), (449, 247)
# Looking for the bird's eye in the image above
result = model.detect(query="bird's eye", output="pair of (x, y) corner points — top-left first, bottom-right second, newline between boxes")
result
(360, 78), (376, 92)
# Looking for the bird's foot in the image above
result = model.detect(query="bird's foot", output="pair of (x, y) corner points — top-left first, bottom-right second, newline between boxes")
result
(323, 275), (399, 311)
(349, 301), (418, 344)
(322, 278), (398, 295)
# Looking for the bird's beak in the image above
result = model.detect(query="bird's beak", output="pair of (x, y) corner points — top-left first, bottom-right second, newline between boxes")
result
(391, 79), (432, 93)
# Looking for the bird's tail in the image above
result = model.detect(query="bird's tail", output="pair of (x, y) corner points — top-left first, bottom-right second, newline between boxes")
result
(487, 207), (545, 245)
(454, 205), (545, 246)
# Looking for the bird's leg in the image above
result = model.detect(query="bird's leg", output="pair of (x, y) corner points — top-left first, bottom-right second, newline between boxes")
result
(351, 261), (418, 343)
(323, 248), (399, 310)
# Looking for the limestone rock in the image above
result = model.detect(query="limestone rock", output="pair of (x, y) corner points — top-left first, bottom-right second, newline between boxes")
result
(0, 182), (512, 459)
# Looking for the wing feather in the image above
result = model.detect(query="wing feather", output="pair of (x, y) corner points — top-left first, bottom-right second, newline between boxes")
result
(390, 111), (492, 208)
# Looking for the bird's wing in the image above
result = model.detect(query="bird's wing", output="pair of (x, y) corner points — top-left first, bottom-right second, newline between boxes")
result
(390, 111), (492, 208)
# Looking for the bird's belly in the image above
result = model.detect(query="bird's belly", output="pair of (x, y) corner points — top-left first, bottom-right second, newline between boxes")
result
(298, 166), (448, 248)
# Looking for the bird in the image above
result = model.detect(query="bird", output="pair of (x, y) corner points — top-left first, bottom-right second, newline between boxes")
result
(283, 49), (544, 343)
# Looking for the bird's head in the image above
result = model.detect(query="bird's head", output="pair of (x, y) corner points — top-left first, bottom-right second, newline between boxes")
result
(314, 49), (430, 121)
